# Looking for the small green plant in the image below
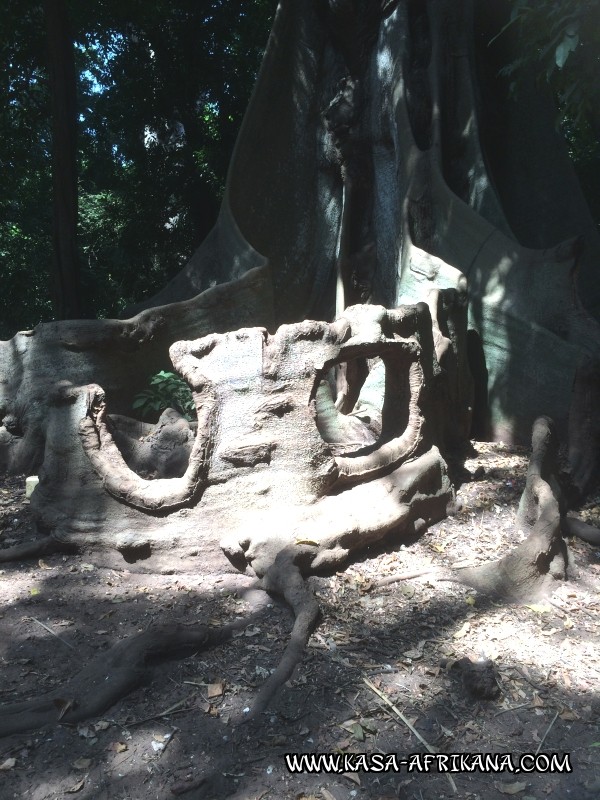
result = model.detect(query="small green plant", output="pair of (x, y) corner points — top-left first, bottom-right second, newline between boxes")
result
(132, 370), (195, 420)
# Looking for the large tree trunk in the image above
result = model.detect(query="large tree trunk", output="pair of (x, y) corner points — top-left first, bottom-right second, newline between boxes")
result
(2, 0), (599, 553)
(126, 0), (600, 493)
(1, 0), (600, 733)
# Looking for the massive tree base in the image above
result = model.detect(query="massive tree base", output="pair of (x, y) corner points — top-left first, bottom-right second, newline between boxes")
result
(458, 417), (574, 600)
(0, 301), (459, 737)
(1, 0), (600, 755)
(0, 302), (597, 741)
(1, 416), (596, 741)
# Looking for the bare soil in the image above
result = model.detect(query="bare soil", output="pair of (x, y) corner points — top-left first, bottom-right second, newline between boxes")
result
(1, 442), (599, 800)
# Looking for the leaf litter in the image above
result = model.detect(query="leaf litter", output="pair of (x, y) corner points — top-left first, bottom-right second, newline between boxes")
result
(0, 446), (599, 799)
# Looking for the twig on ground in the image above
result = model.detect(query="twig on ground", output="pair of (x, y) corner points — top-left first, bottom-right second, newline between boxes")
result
(376, 569), (457, 588)
(125, 696), (195, 727)
(511, 665), (546, 692)
(363, 676), (457, 794)
(376, 569), (437, 587)
(535, 710), (559, 755)
(28, 616), (76, 651)
(493, 702), (532, 717)
(363, 676), (435, 752)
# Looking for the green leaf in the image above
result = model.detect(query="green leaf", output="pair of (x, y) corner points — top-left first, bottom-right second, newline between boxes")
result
(555, 27), (579, 70)
(350, 722), (365, 742)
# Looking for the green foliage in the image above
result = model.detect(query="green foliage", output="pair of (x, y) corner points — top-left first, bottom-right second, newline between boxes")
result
(0, 0), (277, 337)
(490, 0), (600, 231)
(496, 1), (600, 130)
(133, 370), (195, 420)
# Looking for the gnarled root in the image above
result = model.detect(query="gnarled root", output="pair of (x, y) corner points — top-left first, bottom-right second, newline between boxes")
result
(0, 536), (64, 563)
(248, 553), (321, 720)
(0, 562), (319, 739)
(0, 622), (233, 738)
(457, 417), (570, 600)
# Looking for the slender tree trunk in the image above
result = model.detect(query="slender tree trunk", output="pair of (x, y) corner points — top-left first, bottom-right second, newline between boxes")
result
(45, 0), (81, 320)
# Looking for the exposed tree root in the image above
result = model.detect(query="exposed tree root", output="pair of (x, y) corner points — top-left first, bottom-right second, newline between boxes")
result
(0, 415), (594, 740)
(248, 553), (321, 720)
(168, 556), (322, 797)
(456, 417), (570, 600)
(0, 554), (320, 739)
(0, 622), (236, 738)
(0, 536), (65, 563)
(563, 516), (600, 546)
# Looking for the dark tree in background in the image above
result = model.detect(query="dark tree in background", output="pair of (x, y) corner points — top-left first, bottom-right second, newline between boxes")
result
(45, 0), (81, 319)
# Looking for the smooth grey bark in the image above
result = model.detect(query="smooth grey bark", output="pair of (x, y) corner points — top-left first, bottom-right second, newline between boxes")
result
(129, 0), (600, 493)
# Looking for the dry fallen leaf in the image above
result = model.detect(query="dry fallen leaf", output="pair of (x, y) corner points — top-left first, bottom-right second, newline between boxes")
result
(496, 781), (528, 795)
(54, 698), (76, 720)
(0, 758), (16, 771)
(342, 771), (361, 785)
(207, 682), (224, 698)
(559, 709), (578, 721)
(453, 621), (471, 639)
(350, 722), (365, 741)
(65, 777), (86, 793)
(531, 694), (545, 708)
(72, 758), (92, 770)
(108, 741), (128, 753)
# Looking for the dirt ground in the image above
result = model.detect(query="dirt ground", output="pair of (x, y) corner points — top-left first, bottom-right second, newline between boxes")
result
(1, 442), (599, 800)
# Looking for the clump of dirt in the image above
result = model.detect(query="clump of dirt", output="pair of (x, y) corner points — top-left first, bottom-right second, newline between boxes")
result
(1, 442), (599, 800)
